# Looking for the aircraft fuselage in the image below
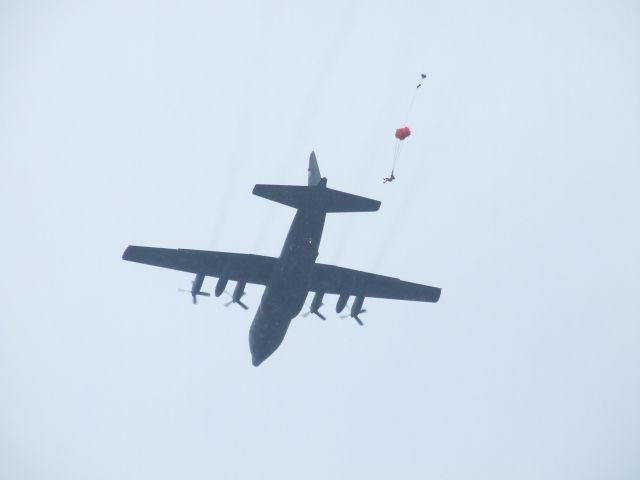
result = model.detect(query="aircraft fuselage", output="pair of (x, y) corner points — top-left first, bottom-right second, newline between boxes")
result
(121, 151), (440, 367)
(249, 208), (326, 366)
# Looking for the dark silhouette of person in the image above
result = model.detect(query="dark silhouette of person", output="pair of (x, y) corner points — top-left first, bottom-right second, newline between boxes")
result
(383, 171), (396, 184)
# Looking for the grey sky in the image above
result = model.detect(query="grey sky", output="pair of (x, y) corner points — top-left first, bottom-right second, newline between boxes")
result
(1, 1), (639, 479)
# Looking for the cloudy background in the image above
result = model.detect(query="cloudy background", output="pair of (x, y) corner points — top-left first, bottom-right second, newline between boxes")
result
(1, 1), (639, 478)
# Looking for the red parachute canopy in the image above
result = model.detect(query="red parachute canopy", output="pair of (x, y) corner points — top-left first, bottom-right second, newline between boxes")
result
(395, 126), (411, 140)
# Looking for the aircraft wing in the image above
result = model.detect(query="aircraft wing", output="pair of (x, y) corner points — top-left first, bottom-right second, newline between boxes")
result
(309, 263), (441, 303)
(122, 246), (276, 285)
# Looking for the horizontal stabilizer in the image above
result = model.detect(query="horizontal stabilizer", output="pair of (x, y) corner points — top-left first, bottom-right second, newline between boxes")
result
(253, 184), (380, 213)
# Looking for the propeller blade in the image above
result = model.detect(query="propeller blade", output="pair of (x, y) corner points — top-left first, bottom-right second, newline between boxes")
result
(341, 306), (367, 320)
(303, 305), (326, 319)
(179, 289), (210, 299)
(224, 290), (249, 310)
(237, 301), (249, 310)
(179, 288), (200, 305)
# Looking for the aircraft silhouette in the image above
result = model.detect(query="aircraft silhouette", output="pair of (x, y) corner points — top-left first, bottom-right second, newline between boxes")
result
(122, 152), (441, 366)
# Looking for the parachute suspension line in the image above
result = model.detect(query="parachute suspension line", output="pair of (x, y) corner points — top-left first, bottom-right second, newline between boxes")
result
(391, 140), (401, 171)
(403, 85), (420, 126)
(392, 140), (405, 172)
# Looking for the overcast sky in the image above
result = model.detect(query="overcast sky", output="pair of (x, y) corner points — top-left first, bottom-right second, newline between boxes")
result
(1, 1), (639, 479)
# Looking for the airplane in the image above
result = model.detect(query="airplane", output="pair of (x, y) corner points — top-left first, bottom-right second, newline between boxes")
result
(122, 152), (441, 366)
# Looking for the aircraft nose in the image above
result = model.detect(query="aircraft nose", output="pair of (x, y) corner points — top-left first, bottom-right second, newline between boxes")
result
(250, 346), (272, 367)
(251, 354), (264, 367)
(250, 338), (265, 366)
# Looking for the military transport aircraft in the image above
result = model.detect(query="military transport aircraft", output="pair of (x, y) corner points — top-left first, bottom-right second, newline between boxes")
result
(122, 152), (441, 366)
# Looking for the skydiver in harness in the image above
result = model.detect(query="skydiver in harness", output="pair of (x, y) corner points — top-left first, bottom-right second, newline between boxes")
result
(383, 73), (428, 184)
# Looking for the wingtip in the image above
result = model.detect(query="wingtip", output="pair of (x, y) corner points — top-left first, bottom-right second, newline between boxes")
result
(434, 288), (442, 303)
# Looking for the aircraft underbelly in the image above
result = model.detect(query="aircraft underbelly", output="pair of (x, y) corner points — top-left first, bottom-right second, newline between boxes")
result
(248, 252), (314, 365)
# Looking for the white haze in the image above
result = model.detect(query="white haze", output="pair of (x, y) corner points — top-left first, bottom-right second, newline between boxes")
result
(1, 1), (639, 479)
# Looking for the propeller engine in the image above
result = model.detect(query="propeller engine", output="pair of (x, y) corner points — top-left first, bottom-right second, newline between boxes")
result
(302, 292), (326, 320)
(178, 273), (210, 304)
(336, 293), (349, 313)
(340, 295), (367, 325)
(214, 277), (228, 297)
(224, 281), (249, 310)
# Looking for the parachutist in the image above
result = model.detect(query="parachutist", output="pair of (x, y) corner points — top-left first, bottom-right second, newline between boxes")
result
(388, 74), (426, 176)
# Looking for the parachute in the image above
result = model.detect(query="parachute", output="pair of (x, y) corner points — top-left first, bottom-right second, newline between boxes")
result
(384, 74), (427, 183)
(395, 126), (411, 140)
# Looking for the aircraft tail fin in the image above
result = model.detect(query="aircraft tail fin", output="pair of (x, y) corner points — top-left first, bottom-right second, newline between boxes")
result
(253, 183), (380, 213)
(308, 151), (322, 186)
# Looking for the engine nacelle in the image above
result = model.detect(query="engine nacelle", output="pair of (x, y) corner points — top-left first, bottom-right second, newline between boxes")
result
(336, 293), (349, 313)
(310, 292), (324, 312)
(232, 281), (246, 303)
(184, 273), (210, 304)
(192, 273), (205, 296)
(215, 277), (228, 297)
(308, 292), (326, 320)
(351, 295), (365, 317)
